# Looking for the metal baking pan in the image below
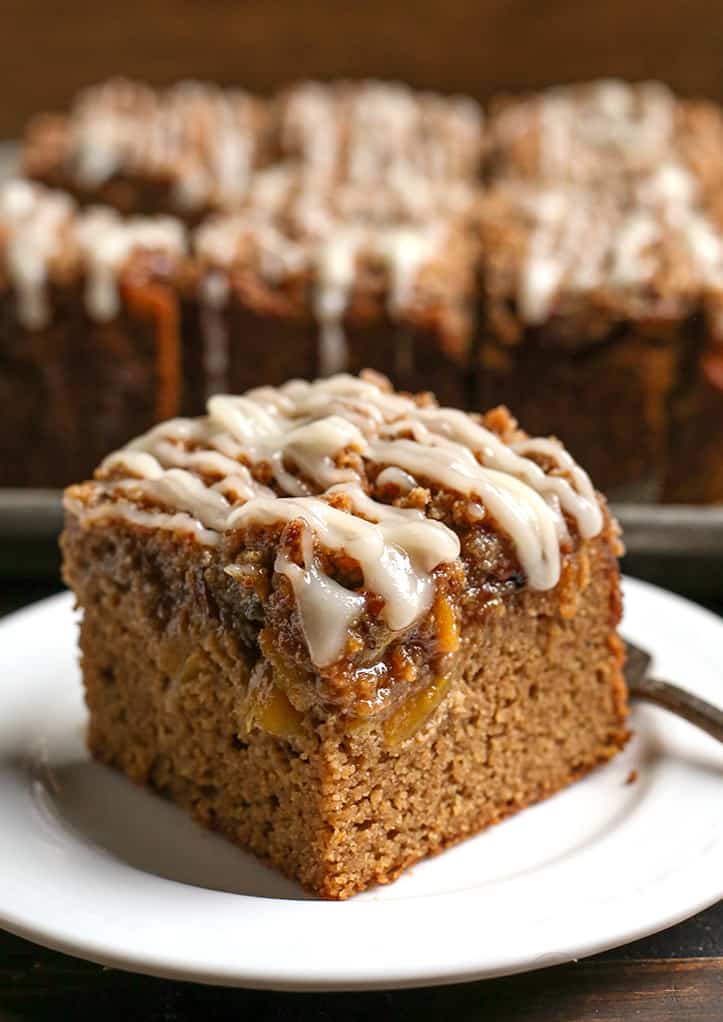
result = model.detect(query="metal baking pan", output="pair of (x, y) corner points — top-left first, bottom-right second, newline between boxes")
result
(613, 505), (723, 599)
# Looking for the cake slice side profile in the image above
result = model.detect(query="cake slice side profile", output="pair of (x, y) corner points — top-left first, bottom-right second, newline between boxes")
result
(61, 372), (628, 899)
(186, 173), (479, 408)
(0, 179), (185, 487)
(478, 79), (723, 496)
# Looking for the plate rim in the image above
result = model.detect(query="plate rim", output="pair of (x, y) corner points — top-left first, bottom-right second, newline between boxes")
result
(0, 891), (720, 992)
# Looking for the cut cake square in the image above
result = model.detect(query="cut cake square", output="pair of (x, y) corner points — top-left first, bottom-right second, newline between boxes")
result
(62, 372), (628, 899)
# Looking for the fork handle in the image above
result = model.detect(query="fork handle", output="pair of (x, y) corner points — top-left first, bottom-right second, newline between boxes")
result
(628, 675), (723, 744)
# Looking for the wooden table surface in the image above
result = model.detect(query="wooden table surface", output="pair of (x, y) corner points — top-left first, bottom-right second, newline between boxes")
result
(1, 580), (721, 1022)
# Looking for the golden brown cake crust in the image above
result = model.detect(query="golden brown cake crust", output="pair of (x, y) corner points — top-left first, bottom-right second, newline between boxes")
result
(62, 373), (628, 898)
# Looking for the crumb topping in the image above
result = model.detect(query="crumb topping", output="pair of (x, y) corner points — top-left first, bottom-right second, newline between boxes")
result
(486, 80), (677, 185)
(36, 78), (267, 210)
(194, 202), (474, 372)
(0, 179), (186, 327)
(65, 373), (603, 668)
(482, 80), (723, 333)
(276, 80), (483, 185)
(479, 169), (723, 329)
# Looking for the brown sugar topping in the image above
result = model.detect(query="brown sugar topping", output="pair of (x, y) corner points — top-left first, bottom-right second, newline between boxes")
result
(65, 373), (604, 668)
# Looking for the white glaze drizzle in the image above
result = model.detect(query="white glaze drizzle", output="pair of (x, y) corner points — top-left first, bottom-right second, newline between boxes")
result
(275, 548), (366, 667)
(493, 79), (676, 184)
(72, 374), (605, 668)
(244, 159), (475, 227)
(0, 180), (186, 328)
(199, 270), (231, 397)
(115, 469), (232, 531)
(313, 228), (361, 374)
(279, 80), (482, 186)
(278, 82), (339, 184)
(230, 483), (460, 661)
(65, 493), (221, 546)
(505, 159), (723, 324)
(0, 180), (74, 328)
(74, 207), (185, 321)
(346, 83), (482, 182)
(194, 211), (447, 375)
(487, 79), (723, 321)
(376, 466), (418, 494)
(67, 79), (262, 209)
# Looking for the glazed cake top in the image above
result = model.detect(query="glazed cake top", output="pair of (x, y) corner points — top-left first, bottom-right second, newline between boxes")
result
(66, 373), (604, 668)
(479, 165), (723, 330)
(23, 78), (482, 214)
(193, 173), (478, 374)
(479, 79), (723, 333)
(0, 179), (186, 328)
(242, 159), (477, 225)
(194, 199), (475, 360)
(276, 80), (483, 184)
(485, 79), (723, 187)
(23, 78), (267, 212)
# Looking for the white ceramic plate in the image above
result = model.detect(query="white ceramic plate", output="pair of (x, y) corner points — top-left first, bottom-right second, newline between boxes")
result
(0, 578), (721, 991)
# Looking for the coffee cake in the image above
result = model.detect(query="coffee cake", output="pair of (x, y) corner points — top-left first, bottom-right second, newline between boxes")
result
(62, 372), (628, 898)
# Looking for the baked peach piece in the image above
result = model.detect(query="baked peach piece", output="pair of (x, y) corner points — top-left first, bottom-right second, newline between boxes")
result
(62, 372), (628, 899)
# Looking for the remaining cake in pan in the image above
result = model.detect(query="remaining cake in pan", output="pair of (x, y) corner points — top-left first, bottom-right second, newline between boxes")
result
(477, 79), (723, 494)
(184, 185), (479, 409)
(484, 78), (723, 192)
(274, 79), (483, 185)
(23, 78), (270, 224)
(0, 179), (184, 486)
(16, 75), (723, 502)
(475, 178), (686, 491)
(62, 372), (628, 899)
(23, 77), (483, 225)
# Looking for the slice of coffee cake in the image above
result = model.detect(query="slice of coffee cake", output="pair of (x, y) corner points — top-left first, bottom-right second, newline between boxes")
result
(62, 372), (628, 899)
(0, 179), (184, 487)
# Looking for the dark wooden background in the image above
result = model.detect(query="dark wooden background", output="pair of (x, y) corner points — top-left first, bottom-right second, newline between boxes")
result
(2, 0), (723, 136)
